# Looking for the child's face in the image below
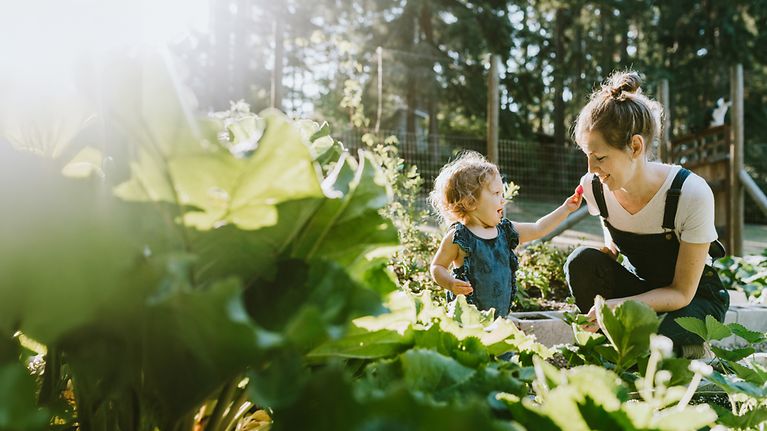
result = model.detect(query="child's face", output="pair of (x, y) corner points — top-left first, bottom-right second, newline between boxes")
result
(467, 173), (505, 228)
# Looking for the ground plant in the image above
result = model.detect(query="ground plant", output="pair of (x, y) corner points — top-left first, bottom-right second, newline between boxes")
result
(715, 251), (767, 302)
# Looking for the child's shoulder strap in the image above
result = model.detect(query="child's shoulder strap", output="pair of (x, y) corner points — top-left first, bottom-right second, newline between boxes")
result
(500, 218), (520, 249)
(662, 168), (691, 230)
(591, 174), (609, 218)
(450, 222), (473, 253)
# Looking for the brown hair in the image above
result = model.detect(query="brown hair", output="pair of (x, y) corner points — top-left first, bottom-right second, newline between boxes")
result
(429, 150), (500, 225)
(573, 71), (663, 156)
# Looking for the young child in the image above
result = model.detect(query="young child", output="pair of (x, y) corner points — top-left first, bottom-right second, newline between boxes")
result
(429, 151), (583, 317)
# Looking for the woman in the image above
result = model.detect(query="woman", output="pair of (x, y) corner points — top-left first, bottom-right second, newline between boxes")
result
(565, 71), (729, 358)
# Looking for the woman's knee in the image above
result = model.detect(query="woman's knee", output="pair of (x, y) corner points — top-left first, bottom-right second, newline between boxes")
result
(565, 247), (606, 282)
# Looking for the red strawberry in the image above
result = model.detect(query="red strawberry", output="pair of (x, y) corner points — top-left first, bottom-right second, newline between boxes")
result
(575, 184), (584, 196)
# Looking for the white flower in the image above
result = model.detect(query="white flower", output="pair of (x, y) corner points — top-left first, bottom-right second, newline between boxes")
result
(689, 360), (713, 377)
(655, 370), (672, 386)
(650, 334), (674, 358)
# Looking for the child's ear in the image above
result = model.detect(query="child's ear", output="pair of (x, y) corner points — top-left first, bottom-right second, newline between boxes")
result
(462, 197), (477, 212)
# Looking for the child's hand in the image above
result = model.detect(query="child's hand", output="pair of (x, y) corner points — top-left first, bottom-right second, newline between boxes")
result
(449, 279), (473, 296)
(564, 184), (584, 212)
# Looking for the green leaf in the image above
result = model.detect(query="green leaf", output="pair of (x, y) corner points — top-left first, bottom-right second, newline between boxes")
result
(400, 349), (476, 396)
(272, 367), (509, 431)
(493, 393), (563, 431)
(674, 317), (708, 341)
(704, 315), (732, 341)
(598, 298), (661, 371)
(728, 322), (767, 343)
(139, 279), (262, 421)
(247, 349), (308, 408)
(577, 396), (638, 431)
(713, 405), (767, 429)
(707, 370), (767, 398)
(170, 110), (325, 231)
(711, 345), (755, 362)
(652, 405), (717, 430)
(243, 258), (383, 345)
(307, 329), (412, 360)
(0, 362), (49, 430)
(724, 359), (767, 385)
(659, 358), (695, 387)
(291, 151), (398, 264)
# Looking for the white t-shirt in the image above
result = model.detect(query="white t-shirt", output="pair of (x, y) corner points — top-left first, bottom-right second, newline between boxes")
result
(579, 164), (718, 244)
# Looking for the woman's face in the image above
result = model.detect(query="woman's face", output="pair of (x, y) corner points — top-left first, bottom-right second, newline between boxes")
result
(579, 130), (636, 191)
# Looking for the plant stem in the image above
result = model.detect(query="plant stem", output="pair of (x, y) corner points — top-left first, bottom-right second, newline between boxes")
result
(677, 373), (703, 410)
(641, 351), (659, 402)
(205, 379), (239, 431)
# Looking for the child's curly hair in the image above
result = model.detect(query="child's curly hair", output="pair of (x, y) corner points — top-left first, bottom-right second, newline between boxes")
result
(429, 150), (500, 225)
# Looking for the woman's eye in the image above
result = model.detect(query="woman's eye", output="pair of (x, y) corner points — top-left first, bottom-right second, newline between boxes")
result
(596, 156), (606, 161)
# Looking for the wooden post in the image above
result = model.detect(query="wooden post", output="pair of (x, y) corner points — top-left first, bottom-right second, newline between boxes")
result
(657, 79), (670, 162)
(487, 55), (500, 164)
(729, 64), (744, 256)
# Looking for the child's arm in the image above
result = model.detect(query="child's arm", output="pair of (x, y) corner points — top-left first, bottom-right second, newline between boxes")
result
(513, 191), (583, 244)
(430, 229), (473, 296)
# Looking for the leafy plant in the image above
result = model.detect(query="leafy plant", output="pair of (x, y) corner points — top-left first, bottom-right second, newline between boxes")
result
(714, 251), (767, 301)
(0, 52), (400, 430)
(514, 242), (576, 311)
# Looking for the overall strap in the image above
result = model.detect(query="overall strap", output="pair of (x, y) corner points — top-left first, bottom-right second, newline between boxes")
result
(592, 175), (609, 218)
(662, 168), (691, 230)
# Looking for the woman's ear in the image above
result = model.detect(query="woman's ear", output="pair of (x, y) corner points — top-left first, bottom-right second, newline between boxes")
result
(629, 134), (644, 159)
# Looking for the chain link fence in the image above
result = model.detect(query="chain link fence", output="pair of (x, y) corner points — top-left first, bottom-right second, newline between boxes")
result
(746, 143), (767, 224)
(339, 129), (767, 225)
(338, 129), (586, 209)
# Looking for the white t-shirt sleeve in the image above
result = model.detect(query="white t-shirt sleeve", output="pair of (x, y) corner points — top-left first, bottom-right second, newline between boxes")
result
(676, 174), (718, 244)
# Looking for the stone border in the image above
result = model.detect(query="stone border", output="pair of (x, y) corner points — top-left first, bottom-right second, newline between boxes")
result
(510, 291), (767, 348)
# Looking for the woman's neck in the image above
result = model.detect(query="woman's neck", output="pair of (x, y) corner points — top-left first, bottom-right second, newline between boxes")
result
(615, 162), (670, 206)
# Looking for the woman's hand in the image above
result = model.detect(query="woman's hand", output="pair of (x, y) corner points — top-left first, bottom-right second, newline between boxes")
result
(449, 279), (473, 296)
(600, 246), (619, 260)
(582, 298), (623, 332)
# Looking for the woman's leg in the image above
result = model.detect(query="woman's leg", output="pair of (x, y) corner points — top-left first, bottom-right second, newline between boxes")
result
(564, 246), (650, 312)
(658, 268), (730, 348)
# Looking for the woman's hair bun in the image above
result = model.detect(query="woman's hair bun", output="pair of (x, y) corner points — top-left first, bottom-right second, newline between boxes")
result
(606, 71), (642, 100)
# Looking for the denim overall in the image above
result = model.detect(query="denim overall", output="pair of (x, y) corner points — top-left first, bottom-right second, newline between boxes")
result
(566, 169), (729, 348)
(449, 218), (520, 318)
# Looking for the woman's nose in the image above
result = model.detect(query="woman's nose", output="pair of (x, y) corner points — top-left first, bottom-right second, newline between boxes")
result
(587, 159), (598, 174)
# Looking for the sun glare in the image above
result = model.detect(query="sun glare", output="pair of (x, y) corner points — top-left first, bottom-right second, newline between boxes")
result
(0, 0), (209, 106)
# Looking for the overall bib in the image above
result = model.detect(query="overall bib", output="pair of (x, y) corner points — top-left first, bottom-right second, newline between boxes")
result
(566, 169), (729, 348)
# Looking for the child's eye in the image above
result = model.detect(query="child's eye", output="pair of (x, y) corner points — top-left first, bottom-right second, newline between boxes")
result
(596, 156), (606, 161)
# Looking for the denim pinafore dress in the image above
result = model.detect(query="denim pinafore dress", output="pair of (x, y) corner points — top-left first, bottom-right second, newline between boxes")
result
(449, 218), (520, 317)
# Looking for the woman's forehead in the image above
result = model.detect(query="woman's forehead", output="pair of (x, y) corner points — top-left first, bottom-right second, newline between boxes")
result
(579, 131), (611, 153)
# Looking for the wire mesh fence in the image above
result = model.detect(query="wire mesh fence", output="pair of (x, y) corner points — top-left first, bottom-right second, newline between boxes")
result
(338, 129), (767, 225)
(338, 129), (587, 209)
(746, 143), (767, 224)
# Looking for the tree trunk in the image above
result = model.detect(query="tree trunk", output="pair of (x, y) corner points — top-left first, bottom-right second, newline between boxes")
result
(553, 8), (566, 147)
